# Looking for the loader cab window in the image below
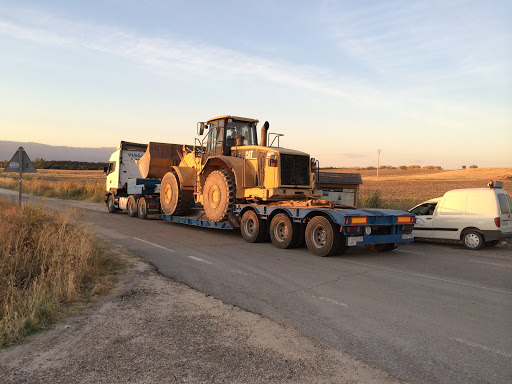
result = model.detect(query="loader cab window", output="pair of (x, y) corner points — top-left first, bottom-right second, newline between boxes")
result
(206, 119), (225, 156)
(225, 121), (257, 147)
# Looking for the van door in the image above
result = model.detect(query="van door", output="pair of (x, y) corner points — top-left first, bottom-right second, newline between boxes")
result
(433, 193), (466, 240)
(411, 202), (436, 238)
(497, 192), (512, 235)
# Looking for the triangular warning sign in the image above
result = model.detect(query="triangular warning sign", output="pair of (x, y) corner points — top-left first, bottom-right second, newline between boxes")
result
(4, 147), (37, 173)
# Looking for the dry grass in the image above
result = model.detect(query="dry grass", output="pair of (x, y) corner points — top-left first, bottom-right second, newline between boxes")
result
(355, 167), (512, 210)
(0, 171), (104, 203)
(0, 198), (123, 346)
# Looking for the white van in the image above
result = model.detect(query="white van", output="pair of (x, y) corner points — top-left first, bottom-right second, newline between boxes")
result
(408, 181), (512, 249)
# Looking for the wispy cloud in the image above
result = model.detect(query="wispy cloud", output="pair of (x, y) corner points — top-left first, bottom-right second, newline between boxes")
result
(0, 7), (366, 101)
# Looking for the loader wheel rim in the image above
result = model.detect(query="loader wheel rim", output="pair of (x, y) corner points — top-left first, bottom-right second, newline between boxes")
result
(274, 221), (289, 242)
(163, 184), (173, 204)
(208, 185), (221, 209)
(312, 225), (327, 248)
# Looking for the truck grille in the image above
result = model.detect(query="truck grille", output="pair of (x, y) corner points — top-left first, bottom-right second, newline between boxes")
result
(280, 154), (310, 186)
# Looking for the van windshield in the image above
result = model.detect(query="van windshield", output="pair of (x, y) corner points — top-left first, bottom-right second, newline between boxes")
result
(498, 194), (511, 214)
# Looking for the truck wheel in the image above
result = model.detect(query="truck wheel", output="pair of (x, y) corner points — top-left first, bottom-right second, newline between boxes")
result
(127, 196), (138, 218)
(203, 170), (236, 222)
(484, 240), (500, 247)
(462, 230), (483, 250)
(270, 213), (300, 249)
(107, 194), (119, 213)
(137, 197), (148, 220)
(241, 210), (268, 243)
(305, 216), (341, 257)
(160, 171), (193, 216)
(364, 243), (398, 252)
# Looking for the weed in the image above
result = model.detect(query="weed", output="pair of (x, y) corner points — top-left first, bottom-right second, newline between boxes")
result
(0, 198), (123, 346)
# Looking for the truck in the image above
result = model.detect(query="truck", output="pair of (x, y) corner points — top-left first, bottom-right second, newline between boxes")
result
(104, 116), (415, 256)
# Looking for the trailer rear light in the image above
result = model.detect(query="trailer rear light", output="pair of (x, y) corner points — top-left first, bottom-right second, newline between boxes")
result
(397, 216), (414, 224)
(402, 224), (414, 231)
(346, 216), (367, 225)
(494, 217), (501, 227)
(346, 226), (360, 233)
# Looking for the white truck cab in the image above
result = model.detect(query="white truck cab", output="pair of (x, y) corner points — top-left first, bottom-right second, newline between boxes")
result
(105, 141), (147, 193)
(409, 181), (512, 249)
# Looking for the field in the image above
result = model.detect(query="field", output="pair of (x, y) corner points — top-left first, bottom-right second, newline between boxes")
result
(1, 168), (511, 210)
(328, 167), (512, 209)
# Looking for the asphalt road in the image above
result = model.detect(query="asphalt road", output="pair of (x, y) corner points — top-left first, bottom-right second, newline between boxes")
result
(4, 191), (512, 384)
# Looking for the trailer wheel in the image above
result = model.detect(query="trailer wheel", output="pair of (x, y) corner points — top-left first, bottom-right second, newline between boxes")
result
(241, 210), (268, 243)
(107, 194), (119, 213)
(269, 213), (300, 249)
(203, 170), (236, 222)
(364, 243), (398, 252)
(305, 216), (341, 257)
(137, 197), (148, 220)
(160, 171), (193, 216)
(127, 196), (138, 218)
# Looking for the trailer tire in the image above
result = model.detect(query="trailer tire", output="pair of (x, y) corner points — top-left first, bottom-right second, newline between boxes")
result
(127, 196), (138, 217)
(269, 213), (301, 249)
(364, 243), (398, 252)
(241, 210), (268, 243)
(137, 197), (148, 220)
(203, 170), (236, 222)
(305, 216), (341, 257)
(107, 194), (119, 213)
(160, 171), (193, 216)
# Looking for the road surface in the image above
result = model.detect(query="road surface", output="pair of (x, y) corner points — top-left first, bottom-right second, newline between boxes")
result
(3, 191), (512, 384)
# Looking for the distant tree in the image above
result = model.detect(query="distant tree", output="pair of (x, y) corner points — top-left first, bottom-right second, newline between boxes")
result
(469, 165), (478, 169)
(33, 157), (46, 169)
(0, 160), (8, 168)
(408, 165), (421, 169)
(462, 165), (466, 169)
(399, 165), (408, 170)
(365, 166), (377, 170)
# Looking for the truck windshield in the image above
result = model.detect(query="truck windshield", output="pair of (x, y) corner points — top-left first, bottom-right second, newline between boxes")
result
(226, 121), (257, 146)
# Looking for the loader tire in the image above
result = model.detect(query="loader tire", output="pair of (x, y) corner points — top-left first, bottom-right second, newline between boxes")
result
(160, 171), (193, 216)
(203, 170), (236, 222)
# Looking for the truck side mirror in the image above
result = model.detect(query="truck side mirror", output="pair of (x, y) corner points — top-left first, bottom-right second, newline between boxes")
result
(103, 166), (109, 175)
(197, 122), (206, 135)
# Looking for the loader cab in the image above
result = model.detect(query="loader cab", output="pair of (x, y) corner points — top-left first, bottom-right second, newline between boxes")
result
(202, 116), (259, 157)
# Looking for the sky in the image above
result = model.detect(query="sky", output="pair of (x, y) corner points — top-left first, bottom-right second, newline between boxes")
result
(0, 0), (511, 169)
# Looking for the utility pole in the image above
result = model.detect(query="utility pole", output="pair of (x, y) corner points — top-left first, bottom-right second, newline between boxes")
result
(377, 149), (381, 179)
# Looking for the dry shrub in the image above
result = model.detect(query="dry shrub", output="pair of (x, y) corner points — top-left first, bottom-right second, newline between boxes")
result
(0, 198), (121, 346)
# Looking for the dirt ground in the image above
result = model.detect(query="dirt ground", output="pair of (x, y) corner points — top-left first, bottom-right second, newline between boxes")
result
(0, 249), (403, 384)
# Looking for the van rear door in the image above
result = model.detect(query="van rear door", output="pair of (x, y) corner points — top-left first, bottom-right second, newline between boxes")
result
(497, 192), (512, 235)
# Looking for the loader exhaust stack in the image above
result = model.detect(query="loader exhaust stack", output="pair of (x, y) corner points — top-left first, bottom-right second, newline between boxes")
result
(260, 121), (269, 147)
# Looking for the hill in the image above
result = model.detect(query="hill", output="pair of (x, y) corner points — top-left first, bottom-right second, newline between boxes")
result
(0, 141), (116, 162)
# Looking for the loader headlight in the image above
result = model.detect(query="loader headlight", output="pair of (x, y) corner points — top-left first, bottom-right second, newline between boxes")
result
(268, 154), (278, 167)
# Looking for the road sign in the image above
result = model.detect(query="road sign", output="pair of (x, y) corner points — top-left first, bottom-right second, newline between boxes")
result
(3, 147), (37, 206)
(4, 147), (37, 173)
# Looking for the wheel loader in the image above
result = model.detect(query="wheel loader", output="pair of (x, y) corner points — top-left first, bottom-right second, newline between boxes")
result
(141, 115), (321, 222)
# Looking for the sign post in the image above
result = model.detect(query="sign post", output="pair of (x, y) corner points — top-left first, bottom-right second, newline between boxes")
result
(3, 147), (37, 206)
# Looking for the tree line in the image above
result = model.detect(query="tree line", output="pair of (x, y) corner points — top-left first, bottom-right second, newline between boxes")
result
(0, 158), (107, 170)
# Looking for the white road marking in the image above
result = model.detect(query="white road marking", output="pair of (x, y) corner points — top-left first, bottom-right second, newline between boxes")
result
(314, 296), (348, 307)
(451, 338), (512, 358)
(396, 249), (425, 255)
(188, 256), (213, 265)
(132, 237), (175, 252)
(231, 269), (248, 276)
(340, 260), (512, 296)
(470, 260), (512, 268)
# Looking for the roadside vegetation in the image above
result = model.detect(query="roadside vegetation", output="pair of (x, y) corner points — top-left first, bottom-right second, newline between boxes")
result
(0, 198), (123, 346)
(0, 173), (104, 203)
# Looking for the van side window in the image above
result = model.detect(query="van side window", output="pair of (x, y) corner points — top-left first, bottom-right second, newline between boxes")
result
(438, 195), (464, 215)
(498, 194), (511, 214)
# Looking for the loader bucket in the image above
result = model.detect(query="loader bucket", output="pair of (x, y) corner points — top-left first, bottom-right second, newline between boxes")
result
(138, 142), (193, 179)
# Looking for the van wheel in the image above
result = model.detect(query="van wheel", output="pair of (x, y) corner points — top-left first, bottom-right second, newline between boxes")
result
(484, 240), (500, 247)
(462, 230), (483, 250)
